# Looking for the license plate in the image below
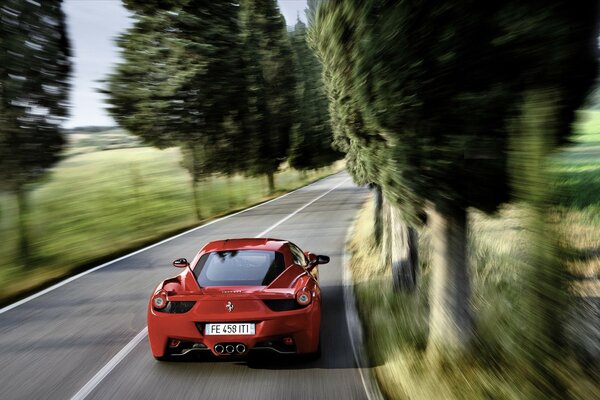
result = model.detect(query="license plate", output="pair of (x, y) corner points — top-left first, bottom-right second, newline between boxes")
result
(205, 323), (255, 336)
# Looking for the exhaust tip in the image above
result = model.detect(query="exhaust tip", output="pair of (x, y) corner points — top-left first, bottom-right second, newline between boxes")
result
(225, 345), (235, 354)
(214, 344), (224, 354)
(236, 344), (246, 354)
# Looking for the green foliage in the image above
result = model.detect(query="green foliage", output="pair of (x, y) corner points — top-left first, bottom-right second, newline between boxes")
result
(0, 0), (72, 260)
(312, 0), (598, 371)
(288, 19), (341, 170)
(308, 2), (390, 201)
(312, 0), (597, 214)
(106, 1), (247, 179)
(240, 0), (297, 182)
(0, 0), (71, 190)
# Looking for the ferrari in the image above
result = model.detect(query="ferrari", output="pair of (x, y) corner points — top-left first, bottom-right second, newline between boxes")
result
(147, 238), (329, 361)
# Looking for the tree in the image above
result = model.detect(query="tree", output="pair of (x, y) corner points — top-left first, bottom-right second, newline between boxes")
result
(312, 0), (597, 367)
(106, 1), (247, 219)
(0, 0), (71, 260)
(240, 0), (297, 194)
(309, 2), (420, 291)
(288, 19), (341, 171)
(305, 0), (323, 26)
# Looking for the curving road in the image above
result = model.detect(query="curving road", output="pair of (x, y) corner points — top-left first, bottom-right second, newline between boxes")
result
(0, 172), (372, 400)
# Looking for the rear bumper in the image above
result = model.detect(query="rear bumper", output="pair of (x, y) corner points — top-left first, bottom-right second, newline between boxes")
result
(147, 302), (320, 357)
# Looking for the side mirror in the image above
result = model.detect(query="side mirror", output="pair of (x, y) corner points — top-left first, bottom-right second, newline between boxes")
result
(173, 258), (189, 268)
(305, 252), (317, 265)
(316, 255), (330, 265)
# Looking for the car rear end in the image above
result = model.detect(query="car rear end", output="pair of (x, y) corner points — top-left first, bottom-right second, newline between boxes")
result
(148, 288), (321, 358)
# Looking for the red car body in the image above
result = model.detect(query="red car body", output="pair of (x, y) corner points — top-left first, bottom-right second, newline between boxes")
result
(147, 238), (329, 360)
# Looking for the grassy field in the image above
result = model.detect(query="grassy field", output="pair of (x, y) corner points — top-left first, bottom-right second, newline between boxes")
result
(553, 111), (600, 287)
(0, 145), (343, 305)
(348, 110), (600, 399)
(64, 128), (142, 157)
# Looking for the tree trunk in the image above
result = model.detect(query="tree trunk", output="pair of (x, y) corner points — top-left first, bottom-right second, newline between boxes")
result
(510, 89), (568, 399)
(192, 179), (202, 221)
(267, 172), (275, 194)
(372, 184), (384, 246)
(226, 175), (235, 208)
(15, 187), (30, 262)
(427, 202), (472, 359)
(186, 145), (203, 221)
(382, 198), (418, 291)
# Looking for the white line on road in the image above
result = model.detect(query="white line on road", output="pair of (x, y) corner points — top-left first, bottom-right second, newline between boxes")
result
(69, 176), (350, 400)
(255, 178), (349, 237)
(0, 173), (344, 315)
(69, 328), (149, 400)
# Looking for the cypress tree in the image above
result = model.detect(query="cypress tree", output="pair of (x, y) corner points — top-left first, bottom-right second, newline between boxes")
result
(312, 0), (598, 370)
(310, 1), (420, 288)
(305, 0), (323, 26)
(240, 0), (296, 194)
(288, 19), (341, 171)
(106, 1), (246, 219)
(0, 0), (72, 260)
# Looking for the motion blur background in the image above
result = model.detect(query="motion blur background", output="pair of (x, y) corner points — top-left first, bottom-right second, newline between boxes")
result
(1, 1), (599, 399)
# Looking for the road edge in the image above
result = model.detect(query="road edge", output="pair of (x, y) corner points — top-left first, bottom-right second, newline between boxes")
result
(1, 170), (345, 314)
(343, 218), (385, 400)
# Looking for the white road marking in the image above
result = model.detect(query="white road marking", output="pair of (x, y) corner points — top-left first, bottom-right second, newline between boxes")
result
(255, 178), (349, 237)
(68, 175), (349, 400)
(70, 328), (148, 400)
(0, 173), (342, 315)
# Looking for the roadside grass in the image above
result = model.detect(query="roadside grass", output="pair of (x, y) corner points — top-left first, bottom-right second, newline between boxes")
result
(0, 146), (343, 305)
(348, 110), (600, 399)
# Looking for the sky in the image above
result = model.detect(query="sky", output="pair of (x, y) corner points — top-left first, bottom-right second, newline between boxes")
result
(63, 0), (308, 129)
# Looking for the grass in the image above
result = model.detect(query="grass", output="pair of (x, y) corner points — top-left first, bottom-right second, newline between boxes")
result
(347, 110), (600, 399)
(0, 145), (343, 305)
(64, 127), (142, 156)
(553, 111), (600, 285)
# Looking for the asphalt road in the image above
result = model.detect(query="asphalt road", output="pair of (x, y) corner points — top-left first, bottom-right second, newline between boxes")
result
(0, 171), (371, 400)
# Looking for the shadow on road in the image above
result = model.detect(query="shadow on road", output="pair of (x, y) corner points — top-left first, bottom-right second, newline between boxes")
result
(154, 284), (381, 370)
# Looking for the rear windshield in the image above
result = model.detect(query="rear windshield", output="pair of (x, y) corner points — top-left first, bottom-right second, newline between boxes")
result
(194, 250), (285, 287)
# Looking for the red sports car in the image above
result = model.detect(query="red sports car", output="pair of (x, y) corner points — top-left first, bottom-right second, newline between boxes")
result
(147, 238), (329, 360)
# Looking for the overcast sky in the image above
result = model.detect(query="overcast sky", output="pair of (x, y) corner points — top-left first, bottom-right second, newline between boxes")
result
(63, 0), (308, 128)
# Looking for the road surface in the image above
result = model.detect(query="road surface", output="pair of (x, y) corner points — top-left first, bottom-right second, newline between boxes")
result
(0, 171), (371, 400)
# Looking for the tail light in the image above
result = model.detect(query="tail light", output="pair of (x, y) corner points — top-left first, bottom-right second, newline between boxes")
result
(152, 290), (168, 310)
(152, 290), (195, 313)
(295, 288), (312, 306)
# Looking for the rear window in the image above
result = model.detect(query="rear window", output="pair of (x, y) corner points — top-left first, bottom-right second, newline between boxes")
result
(194, 250), (285, 287)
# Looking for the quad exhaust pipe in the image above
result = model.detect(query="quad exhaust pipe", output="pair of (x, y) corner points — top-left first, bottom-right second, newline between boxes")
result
(214, 343), (246, 355)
